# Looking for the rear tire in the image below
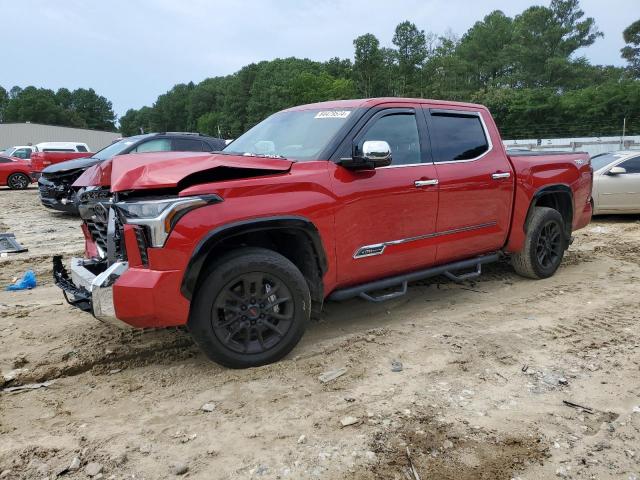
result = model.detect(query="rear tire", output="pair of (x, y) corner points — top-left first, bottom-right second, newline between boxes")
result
(511, 206), (566, 279)
(7, 173), (29, 190)
(188, 247), (311, 368)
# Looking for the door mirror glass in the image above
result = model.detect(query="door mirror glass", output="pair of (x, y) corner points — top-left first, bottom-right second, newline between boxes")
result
(608, 166), (626, 175)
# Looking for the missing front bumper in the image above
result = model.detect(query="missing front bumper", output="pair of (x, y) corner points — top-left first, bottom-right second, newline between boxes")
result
(53, 255), (130, 328)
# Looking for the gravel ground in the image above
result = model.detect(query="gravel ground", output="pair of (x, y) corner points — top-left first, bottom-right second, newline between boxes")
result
(1, 186), (639, 480)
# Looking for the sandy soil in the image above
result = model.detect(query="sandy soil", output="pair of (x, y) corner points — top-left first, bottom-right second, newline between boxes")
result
(1, 186), (639, 480)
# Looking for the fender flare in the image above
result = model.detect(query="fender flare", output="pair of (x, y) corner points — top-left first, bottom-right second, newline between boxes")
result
(180, 215), (328, 300)
(525, 184), (574, 233)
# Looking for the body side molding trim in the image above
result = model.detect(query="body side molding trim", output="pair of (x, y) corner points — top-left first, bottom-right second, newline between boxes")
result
(353, 221), (498, 259)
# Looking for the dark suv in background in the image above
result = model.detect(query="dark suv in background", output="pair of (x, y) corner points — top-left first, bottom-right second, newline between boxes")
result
(38, 132), (226, 214)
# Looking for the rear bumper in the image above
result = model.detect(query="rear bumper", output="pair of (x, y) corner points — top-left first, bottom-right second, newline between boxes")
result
(53, 256), (130, 328)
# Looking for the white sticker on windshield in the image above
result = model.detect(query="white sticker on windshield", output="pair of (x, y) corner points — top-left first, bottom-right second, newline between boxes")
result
(314, 110), (351, 119)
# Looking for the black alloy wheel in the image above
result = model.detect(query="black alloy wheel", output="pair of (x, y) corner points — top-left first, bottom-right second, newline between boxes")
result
(189, 247), (311, 368)
(511, 206), (566, 279)
(535, 220), (563, 270)
(212, 272), (294, 354)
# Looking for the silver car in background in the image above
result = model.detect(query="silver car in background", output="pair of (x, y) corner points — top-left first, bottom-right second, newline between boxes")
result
(591, 150), (640, 215)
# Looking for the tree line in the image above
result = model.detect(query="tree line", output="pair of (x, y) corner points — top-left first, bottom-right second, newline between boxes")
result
(2, 0), (639, 140)
(0, 86), (116, 131)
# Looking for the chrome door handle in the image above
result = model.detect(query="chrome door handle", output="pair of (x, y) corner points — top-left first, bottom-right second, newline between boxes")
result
(491, 172), (511, 180)
(414, 179), (439, 187)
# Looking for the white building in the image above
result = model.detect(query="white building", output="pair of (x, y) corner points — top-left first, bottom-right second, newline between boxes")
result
(0, 122), (121, 152)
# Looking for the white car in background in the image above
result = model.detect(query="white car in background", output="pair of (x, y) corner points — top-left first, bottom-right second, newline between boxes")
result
(2, 142), (90, 160)
(591, 150), (640, 214)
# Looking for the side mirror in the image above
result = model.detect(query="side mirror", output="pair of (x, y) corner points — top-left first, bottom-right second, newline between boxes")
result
(339, 140), (392, 170)
(607, 166), (626, 175)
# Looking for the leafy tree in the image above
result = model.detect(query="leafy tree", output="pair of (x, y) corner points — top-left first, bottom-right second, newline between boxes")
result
(456, 11), (514, 89)
(510, 0), (602, 87)
(621, 19), (640, 76)
(392, 21), (428, 96)
(3, 87), (68, 125)
(353, 34), (384, 97)
(69, 88), (116, 130)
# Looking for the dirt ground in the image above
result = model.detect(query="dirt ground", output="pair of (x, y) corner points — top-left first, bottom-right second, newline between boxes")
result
(1, 187), (639, 480)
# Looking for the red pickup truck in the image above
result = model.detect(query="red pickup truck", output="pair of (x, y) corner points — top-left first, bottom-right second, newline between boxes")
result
(31, 151), (93, 175)
(54, 98), (592, 368)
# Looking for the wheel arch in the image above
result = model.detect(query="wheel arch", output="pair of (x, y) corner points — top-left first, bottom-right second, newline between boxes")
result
(525, 184), (574, 239)
(181, 215), (328, 307)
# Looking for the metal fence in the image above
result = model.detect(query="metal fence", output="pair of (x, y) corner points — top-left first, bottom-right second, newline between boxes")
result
(503, 135), (640, 157)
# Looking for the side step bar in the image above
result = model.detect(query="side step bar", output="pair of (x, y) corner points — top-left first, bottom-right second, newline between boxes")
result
(328, 253), (500, 302)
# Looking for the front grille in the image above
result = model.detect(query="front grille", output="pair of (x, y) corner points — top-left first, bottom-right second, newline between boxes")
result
(83, 204), (125, 260)
(86, 219), (109, 254)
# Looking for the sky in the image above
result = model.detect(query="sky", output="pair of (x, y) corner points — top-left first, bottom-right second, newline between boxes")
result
(1, 0), (635, 119)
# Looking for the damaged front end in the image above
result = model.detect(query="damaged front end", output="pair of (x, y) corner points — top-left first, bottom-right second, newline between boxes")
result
(38, 170), (84, 213)
(53, 186), (222, 327)
(53, 187), (130, 327)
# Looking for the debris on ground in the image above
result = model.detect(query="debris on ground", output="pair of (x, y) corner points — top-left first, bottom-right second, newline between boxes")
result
(391, 360), (403, 372)
(0, 233), (28, 254)
(406, 446), (421, 480)
(340, 416), (359, 427)
(84, 462), (103, 477)
(201, 402), (216, 412)
(169, 462), (188, 476)
(562, 400), (594, 414)
(2, 379), (55, 393)
(68, 457), (81, 471)
(318, 367), (348, 383)
(5, 270), (36, 291)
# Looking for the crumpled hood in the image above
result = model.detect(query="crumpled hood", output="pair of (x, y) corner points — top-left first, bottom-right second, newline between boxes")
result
(73, 151), (293, 192)
(42, 156), (98, 174)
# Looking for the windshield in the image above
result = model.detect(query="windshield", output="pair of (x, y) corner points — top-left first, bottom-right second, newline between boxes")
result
(91, 134), (154, 160)
(1, 148), (14, 155)
(223, 109), (354, 160)
(590, 152), (628, 171)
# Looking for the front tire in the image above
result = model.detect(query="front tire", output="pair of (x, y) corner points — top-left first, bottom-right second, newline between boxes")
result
(188, 247), (311, 368)
(7, 173), (30, 190)
(511, 206), (566, 279)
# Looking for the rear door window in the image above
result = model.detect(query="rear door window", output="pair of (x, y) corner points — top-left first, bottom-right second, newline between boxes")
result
(131, 138), (172, 153)
(173, 138), (207, 152)
(76, 145), (88, 152)
(429, 112), (489, 162)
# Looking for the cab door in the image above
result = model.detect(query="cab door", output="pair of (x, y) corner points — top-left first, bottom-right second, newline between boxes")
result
(330, 105), (439, 286)
(423, 107), (514, 264)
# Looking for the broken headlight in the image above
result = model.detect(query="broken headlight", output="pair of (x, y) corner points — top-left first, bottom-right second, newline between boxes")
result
(114, 195), (221, 247)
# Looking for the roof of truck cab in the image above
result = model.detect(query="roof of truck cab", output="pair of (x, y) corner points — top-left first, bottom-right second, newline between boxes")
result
(283, 98), (487, 112)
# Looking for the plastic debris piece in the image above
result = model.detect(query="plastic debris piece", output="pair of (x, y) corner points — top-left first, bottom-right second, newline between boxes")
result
(318, 367), (348, 383)
(0, 234), (27, 254)
(5, 270), (36, 291)
(391, 360), (403, 372)
(2, 380), (55, 393)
